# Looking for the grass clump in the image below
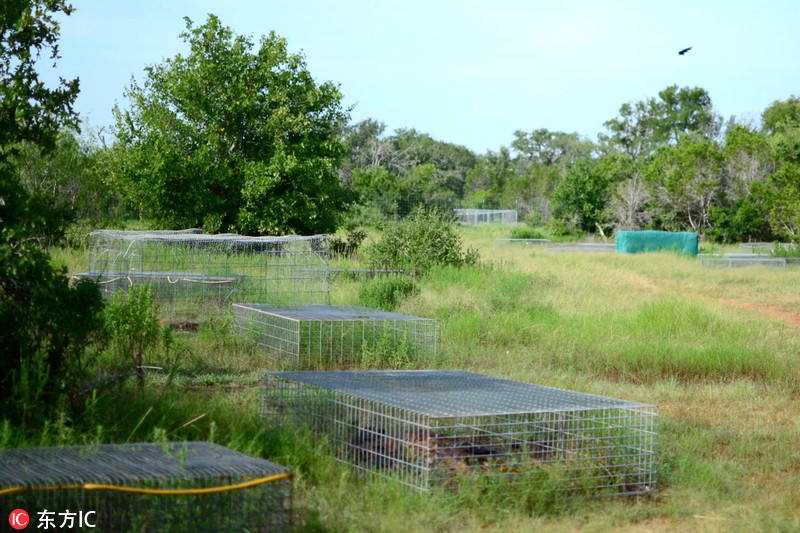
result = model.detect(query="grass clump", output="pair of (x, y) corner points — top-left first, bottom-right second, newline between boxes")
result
(358, 274), (417, 311)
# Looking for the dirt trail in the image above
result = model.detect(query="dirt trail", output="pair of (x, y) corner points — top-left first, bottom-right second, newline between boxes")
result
(683, 292), (800, 326)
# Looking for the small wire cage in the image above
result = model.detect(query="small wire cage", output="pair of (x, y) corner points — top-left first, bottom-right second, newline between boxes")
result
(454, 209), (518, 226)
(234, 304), (439, 367)
(78, 230), (330, 321)
(261, 370), (658, 495)
(0, 442), (292, 532)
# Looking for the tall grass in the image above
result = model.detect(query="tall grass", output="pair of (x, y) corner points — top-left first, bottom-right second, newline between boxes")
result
(5, 229), (799, 531)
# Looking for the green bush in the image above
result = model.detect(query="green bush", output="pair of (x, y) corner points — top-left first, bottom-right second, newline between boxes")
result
(366, 208), (478, 276)
(103, 285), (174, 387)
(358, 275), (417, 311)
(510, 226), (547, 239)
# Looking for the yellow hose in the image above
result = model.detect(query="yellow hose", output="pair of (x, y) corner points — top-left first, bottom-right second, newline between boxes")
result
(0, 472), (291, 497)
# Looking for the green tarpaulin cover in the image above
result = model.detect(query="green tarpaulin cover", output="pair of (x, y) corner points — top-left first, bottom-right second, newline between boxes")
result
(616, 230), (698, 256)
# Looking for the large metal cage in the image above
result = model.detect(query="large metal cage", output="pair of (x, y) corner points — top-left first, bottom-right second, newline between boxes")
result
(0, 442), (292, 532)
(234, 304), (439, 367)
(454, 209), (518, 226)
(79, 230), (330, 321)
(261, 370), (658, 495)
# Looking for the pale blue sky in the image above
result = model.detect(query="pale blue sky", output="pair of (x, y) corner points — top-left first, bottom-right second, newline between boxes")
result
(45, 0), (800, 153)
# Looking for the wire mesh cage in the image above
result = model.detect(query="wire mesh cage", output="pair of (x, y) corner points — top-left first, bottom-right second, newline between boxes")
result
(454, 209), (518, 226)
(234, 304), (439, 367)
(0, 442), (292, 532)
(77, 230), (330, 321)
(738, 242), (795, 253)
(700, 255), (787, 268)
(261, 370), (658, 495)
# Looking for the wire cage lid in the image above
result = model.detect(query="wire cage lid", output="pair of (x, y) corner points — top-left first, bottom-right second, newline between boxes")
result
(88, 229), (329, 244)
(265, 370), (655, 418)
(0, 442), (291, 490)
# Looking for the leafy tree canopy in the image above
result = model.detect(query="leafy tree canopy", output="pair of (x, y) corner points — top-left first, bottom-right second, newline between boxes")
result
(1, 0), (103, 426)
(111, 15), (349, 235)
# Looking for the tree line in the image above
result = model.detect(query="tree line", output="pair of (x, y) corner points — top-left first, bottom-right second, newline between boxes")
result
(10, 12), (800, 245)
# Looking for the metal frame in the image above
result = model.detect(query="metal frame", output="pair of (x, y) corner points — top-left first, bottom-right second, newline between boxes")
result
(454, 209), (518, 226)
(79, 230), (330, 321)
(235, 304), (439, 366)
(261, 370), (658, 495)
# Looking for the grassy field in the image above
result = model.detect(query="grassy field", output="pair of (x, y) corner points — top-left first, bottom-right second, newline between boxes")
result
(25, 227), (800, 532)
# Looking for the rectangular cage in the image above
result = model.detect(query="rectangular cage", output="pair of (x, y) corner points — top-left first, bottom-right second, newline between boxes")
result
(261, 370), (658, 495)
(78, 230), (330, 321)
(454, 209), (518, 226)
(700, 255), (787, 268)
(234, 304), (439, 367)
(0, 442), (292, 532)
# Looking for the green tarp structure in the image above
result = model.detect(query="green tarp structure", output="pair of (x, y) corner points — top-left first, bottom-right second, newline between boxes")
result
(615, 230), (698, 256)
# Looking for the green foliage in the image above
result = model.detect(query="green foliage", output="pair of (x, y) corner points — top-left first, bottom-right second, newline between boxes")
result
(366, 208), (479, 276)
(330, 228), (367, 259)
(9, 128), (124, 244)
(509, 225), (546, 239)
(761, 96), (800, 135)
(706, 195), (776, 243)
(358, 275), (417, 311)
(110, 14), (348, 235)
(552, 159), (611, 232)
(103, 285), (174, 386)
(643, 138), (724, 232)
(0, 0), (106, 429)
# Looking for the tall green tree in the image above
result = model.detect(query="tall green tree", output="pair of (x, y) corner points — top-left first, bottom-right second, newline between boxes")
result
(643, 138), (725, 232)
(761, 96), (800, 135)
(111, 15), (349, 235)
(601, 85), (719, 160)
(1, 0), (104, 426)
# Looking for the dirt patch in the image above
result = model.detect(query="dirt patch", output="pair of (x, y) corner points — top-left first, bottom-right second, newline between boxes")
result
(682, 292), (800, 326)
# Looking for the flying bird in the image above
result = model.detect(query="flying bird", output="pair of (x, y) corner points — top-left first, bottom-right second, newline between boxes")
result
(678, 46), (692, 55)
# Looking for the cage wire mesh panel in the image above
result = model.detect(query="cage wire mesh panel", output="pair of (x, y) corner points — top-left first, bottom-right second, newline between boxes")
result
(454, 209), (518, 226)
(0, 442), (292, 532)
(261, 370), (658, 495)
(699, 255), (787, 268)
(234, 304), (439, 366)
(79, 230), (330, 321)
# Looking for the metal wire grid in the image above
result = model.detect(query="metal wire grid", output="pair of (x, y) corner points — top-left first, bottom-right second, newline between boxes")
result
(234, 304), (439, 366)
(83, 230), (330, 320)
(700, 256), (787, 268)
(0, 442), (292, 532)
(738, 242), (795, 253)
(261, 370), (658, 495)
(454, 209), (518, 226)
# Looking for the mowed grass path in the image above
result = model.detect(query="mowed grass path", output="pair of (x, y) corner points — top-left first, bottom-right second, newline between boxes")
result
(43, 229), (800, 532)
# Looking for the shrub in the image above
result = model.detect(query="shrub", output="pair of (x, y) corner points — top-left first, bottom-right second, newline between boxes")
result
(366, 208), (478, 276)
(103, 285), (174, 387)
(510, 226), (547, 239)
(358, 275), (417, 311)
(330, 229), (367, 259)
